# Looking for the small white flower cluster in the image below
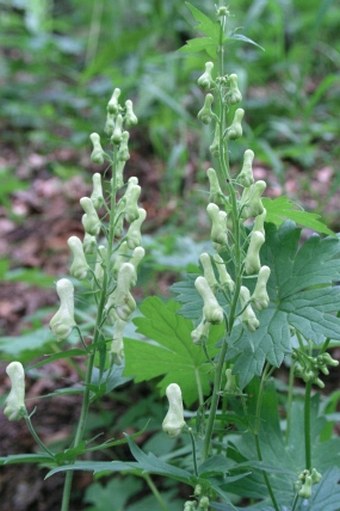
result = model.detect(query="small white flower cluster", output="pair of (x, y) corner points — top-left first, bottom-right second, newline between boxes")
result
(49, 90), (146, 364)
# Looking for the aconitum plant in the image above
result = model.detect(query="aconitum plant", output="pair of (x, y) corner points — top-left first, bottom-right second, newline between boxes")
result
(2, 3), (340, 511)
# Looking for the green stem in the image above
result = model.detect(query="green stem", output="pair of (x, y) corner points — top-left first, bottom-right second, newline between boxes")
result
(188, 427), (199, 477)
(291, 493), (300, 511)
(25, 414), (54, 458)
(304, 381), (312, 471)
(202, 332), (228, 461)
(144, 474), (169, 511)
(286, 358), (295, 443)
(254, 368), (280, 511)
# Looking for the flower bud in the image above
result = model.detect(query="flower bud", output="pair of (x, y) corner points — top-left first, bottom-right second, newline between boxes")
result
(206, 203), (228, 246)
(237, 149), (255, 188)
(213, 254), (235, 292)
(111, 113), (124, 145)
(162, 383), (186, 437)
(107, 87), (121, 114)
(199, 252), (218, 291)
(113, 240), (129, 275)
(130, 246), (145, 272)
(253, 209), (267, 236)
(89, 133), (105, 165)
(122, 176), (141, 223)
(4, 361), (26, 421)
(49, 278), (76, 340)
(195, 276), (224, 324)
(197, 61), (214, 90)
(298, 474), (313, 499)
(126, 207), (147, 249)
(227, 108), (244, 140)
(209, 124), (219, 156)
(207, 168), (224, 206)
(125, 99), (138, 127)
(80, 197), (101, 236)
(67, 235), (89, 280)
(111, 317), (127, 364)
(197, 93), (214, 124)
(252, 265), (271, 309)
(240, 286), (259, 331)
(90, 173), (104, 209)
(191, 317), (210, 344)
(240, 180), (266, 219)
(117, 131), (130, 162)
(225, 73), (242, 105)
(104, 112), (115, 137)
(105, 262), (137, 322)
(83, 232), (97, 254)
(94, 245), (106, 285)
(113, 160), (126, 190)
(244, 230), (265, 275)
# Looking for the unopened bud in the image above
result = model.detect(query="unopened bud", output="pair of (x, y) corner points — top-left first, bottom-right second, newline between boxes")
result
(252, 265), (271, 309)
(90, 133), (105, 165)
(126, 207), (147, 249)
(49, 278), (76, 340)
(245, 230), (265, 275)
(199, 252), (218, 291)
(213, 254), (235, 292)
(4, 362), (26, 421)
(67, 235), (89, 280)
(107, 88), (121, 114)
(162, 383), (186, 437)
(197, 93), (214, 124)
(111, 113), (124, 145)
(197, 61), (214, 90)
(117, 131), (130, 162)
(125, 99), (138, 127)
(195, 276), (224, 324)
(206, 203), (228, 246)
(122, 177), (141, 223)
(207, 168), (224, 206)
(227, 108), (244, 140)
(237, 149), (255, 187)
(240, 180), (266, 219)
(80, 197), (101, 236)
(226, 73), (242, 105)
(240, 286), (259, 331)
(111, 317), (127, 364)
(91, 173), (104, 209)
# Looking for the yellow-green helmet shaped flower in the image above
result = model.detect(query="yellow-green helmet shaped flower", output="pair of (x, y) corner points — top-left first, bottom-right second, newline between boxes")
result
(4, 361), (26, 421)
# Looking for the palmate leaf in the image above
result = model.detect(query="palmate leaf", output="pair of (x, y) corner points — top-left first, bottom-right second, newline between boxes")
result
(173, 222), (340, 388)
(229, 222), (340, 387)
(179, 3), (219, 58)
(124, 297), (222, 405)
(223, 383), (340, 510)
(263, 196), (334, 235)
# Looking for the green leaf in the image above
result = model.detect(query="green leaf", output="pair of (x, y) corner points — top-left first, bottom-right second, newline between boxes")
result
(126, 435), (193, 483)
(226, 383), (340, 509)
(124, 297), (221, 405)
(0, 328), (54, 360)
(46, 460), (139, 478)
(263, 196), (334, 235)
(229, 33), (265, 51)
(185, 3), (219, 41)
(229, 222), (340, 387)
(0, 453), (54, 466)
(179, 36), (217, 58)
(85, 478), (142, 511)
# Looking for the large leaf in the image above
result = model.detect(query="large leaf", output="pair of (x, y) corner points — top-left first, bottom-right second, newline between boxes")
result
(124, 297), (222, 405)
(224, 383), (340, 510)
(173, 223), (340, 388)
(263, 196), (334, 236)
(229, 222), (340, 387)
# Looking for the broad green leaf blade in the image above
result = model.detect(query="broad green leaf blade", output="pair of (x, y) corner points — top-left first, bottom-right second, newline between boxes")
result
(263, 196), (334, 235)
(185, 2), (219, 41)
(46, 460), (139, 478)
(179, 37), (217, 56)
(124, 297), (220, 405)
(228, 308), (290, 389)
(0, 328), (54, 361)
(126, 435), (193, 483)
(229, 222), (340, 387)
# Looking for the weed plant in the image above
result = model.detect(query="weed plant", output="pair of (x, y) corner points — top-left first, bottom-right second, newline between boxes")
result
(1, 3), (340, 511)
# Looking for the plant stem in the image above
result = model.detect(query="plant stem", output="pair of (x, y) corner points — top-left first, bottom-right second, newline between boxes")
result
(254, 368), (281, 511)
(25, 415), (55, 458)
(144, 474), (169, 511)
(188, 427), (199, 477)
(286, 358), (295, 443)
(202, 333), (228, 460)
(304, 381), (312, 471)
